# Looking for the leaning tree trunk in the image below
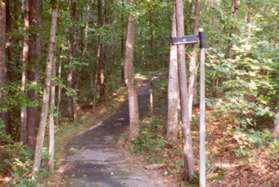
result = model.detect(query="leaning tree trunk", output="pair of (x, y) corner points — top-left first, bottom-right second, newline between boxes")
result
(174, 0), (195, 180)
(0, 0), (8, 132)
(167, 6), (180, 143)
(124, 1), (139, 141)
(188, 0), (200, 121)
(33, 0), (58, 173)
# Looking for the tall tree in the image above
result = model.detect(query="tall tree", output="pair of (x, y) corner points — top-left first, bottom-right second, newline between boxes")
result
(48, 57), (56, 172)
(0, 0), (8, 131)
(174, 0), (195, 180)
(26, 0), (42, 149)
(67, 0), (77, 120)
(21, 0), (29, 144)
(227, 0), (238, 58)
(167, 6), (179, 142)
(124, 0), (139, 141)
(33, 0), (59, 173)
(96, 0), (105, 101)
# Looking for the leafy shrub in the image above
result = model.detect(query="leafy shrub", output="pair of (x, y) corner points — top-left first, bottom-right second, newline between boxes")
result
(131, 117), (166, 154)
(0, 120), (13, 145)
(233, 129), (274, 158)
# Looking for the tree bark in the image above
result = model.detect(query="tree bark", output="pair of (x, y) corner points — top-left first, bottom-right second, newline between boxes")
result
(20, 0), (29, 144)
(124, 1), (139, 141)
(188, 0), (200, 121)
(174, 0), (195, 180)
(33, 0), (58, 173)
(26, 0), (42, 149)
(0, 0), (8, 132)
(273, 111), (279, 138)
(167, 6), (179, 143)
(56, 52), (62, 124)
(97, 0), (105, 101)
(67, 0), (77, 120)
(227, 0), (238, 58)
(48, 56), (56, 172)
(4, 0), (11, 134)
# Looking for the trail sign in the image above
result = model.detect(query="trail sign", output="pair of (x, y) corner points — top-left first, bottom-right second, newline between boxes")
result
(171, 34), (199, 45)
(172, 28), (207, 187)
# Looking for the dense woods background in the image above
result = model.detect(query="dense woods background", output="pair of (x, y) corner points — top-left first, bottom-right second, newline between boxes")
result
(0, 0), (278, 186)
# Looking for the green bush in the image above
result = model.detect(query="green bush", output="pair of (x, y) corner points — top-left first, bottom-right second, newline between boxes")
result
(131, 117), (166, 154)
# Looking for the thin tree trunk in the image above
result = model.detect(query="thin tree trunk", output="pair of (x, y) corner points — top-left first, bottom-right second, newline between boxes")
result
(273, 109), (279, 138)
(124, 1), (139, 141)
(120, 0), (125, 85)
(56, 54), (62, 124)
(167, 6), (179, 143)
(33, 0), (58, 173)
(174, 0), (195, 180)
(4, 0), (11, 134)
(20, 0), (29, 144)
(227, 0), (238, 58)
(67, 0), (77, 120)
(0, 0), (8, 132)
(188, 0), (200, 121)
(97, 0), (105, 101)
(48, 57), (56, 172)
(27, 0), (42, 149)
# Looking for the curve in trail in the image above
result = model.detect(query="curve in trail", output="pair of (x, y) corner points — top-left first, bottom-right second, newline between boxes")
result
(61, 84), (164, 187)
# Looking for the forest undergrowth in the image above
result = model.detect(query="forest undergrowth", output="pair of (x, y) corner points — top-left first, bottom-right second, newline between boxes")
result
(122, 77), (279, 186)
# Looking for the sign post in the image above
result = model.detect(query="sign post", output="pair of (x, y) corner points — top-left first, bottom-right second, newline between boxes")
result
(171, 28), (206, 187)
(199, 28), (206, 187)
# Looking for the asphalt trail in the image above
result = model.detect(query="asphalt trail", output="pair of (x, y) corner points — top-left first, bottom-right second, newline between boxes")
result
(61, 84), (165, 187)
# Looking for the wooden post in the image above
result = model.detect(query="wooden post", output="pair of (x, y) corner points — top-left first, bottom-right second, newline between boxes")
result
(199, 28), (206, 187)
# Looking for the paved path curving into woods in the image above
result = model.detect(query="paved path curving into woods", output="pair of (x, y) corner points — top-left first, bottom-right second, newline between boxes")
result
(60, 83), (167, 187)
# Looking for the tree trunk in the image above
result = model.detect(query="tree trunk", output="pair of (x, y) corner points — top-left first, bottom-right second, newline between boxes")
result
(97, 0), (105, 101)
(124, 1), (139, 141)
(56, 53), (62, 124)
(188, 0), (200, 121)
(4, 0), (11, 134)
(167, 6), (179, 143)
(273, 111), (279, 138)
(174, 0), (195, 180)
(226, 0), (238, 58)
(20, 0), (29, 144)
(26, 0), (42, 149)
(33, 0), (58, 173)
(48, 56), (56, 172)
(0, 0), (8, 132)
(67, 0), (77, 120)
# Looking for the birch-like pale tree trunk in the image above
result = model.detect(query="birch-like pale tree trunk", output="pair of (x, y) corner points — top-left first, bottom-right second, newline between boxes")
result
(48, 58), (56, 172)
(167, 6), (179, 143)
(174, 0), (195, 180)
(56, 56), (62, 124)
(33, 0), (58, 173)
(124, 0), (139, 141)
